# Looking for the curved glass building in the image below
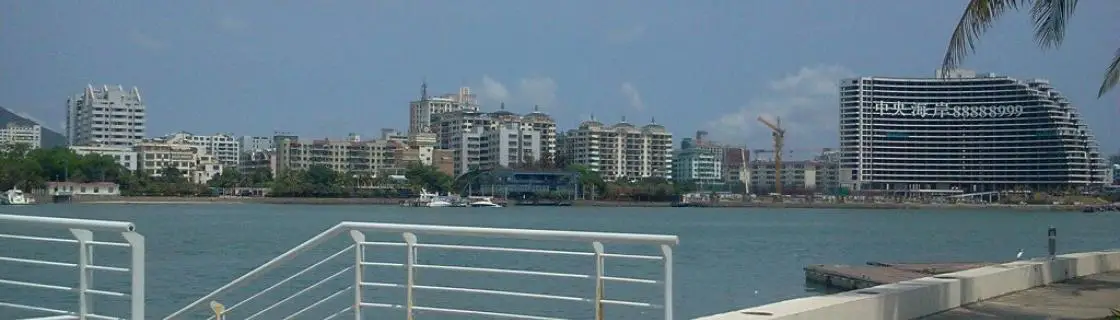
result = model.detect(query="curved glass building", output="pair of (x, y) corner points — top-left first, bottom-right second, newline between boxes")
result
(838, 69), (1108, 193)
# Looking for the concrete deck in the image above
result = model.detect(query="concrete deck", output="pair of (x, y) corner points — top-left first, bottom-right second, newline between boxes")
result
(922, 271), (1120, 320)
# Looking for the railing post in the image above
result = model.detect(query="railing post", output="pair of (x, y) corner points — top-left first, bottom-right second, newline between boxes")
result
(661, 244), (674, 320)
(122, 231), (146, 320)
(70, 229), (94, 320)
(592, 242), (605, 320)
(349, 230), (366, 320)
(403, 232), (418, 320)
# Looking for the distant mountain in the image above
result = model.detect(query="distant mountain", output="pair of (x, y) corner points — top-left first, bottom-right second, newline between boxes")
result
(0, 106), (67, 148)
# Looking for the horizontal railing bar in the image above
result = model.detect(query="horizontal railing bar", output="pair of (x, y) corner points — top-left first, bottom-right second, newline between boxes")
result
(86, 313), (123, 320)
(602, 253), (664, 261)
(338, 222), (680, 245)
(414, 284), (591, 303)
(602, 299), (662, 308)
(321, 305), (353, 320)
(0, 278), (73, 292)
(88, 240), (130, 248)
(359, 302), (404, 309)
(414, 263), (590, 279)
(0, 233), (77, 244)
(413, 305), (569, 320)
(359, 281), (405, 289)
(217, 244), (354, 317)
(358, 241), (406, 247)
(87, 288), (130, 298)
(0, 301), (71, 315)
(244, 266), (354, 320)
(0, 214), (135, 232)
(415, 243), (596, 256)
(602, 276), (661, 285)
(0, 256), (77, 268)
(281, 286), (352, 320)
(87, 265), (130, 273)
(22, 315), (79, 320)
(359, 261), (403, 268)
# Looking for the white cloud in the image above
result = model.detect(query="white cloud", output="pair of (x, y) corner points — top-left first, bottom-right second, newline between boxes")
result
(129, 30), (167, 50)
(478, 75), (559, 110)
(707, 65), (855, 150)
(606, 25), (646, 45)
(620, 82), (645, 111)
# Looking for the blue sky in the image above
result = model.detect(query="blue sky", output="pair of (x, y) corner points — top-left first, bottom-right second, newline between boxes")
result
(1, 0), (1116, 152)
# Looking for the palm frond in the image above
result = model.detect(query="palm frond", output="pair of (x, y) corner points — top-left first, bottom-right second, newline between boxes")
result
(1029, 0), (1078, 49)
(1100, 48), (1120, 98)
(940, 0), (1029, 77)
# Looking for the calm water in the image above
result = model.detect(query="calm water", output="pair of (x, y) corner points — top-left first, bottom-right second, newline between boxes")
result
(2, 204), (1120, 319)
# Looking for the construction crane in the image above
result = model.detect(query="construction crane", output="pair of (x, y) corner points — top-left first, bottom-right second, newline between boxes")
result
(756, 116), (786, 196)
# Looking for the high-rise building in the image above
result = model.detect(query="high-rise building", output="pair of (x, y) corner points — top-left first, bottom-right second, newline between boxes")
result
(66, 85), (146, 147)
(241, 136), (274, 152)
(0, 123), (42, 149)
(839, 69), (1108, 192)
(558, 117), (673, 181)
(435, 106), (550, 176)
(162, 132), (241, 166)
(408, 83), (478, 134)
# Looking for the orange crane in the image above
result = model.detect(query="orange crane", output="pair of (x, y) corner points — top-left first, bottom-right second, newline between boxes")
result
(756, 116), (786, 196)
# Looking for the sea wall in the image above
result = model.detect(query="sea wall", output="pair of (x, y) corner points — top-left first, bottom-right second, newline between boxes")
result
(695, 250), (1120, 320)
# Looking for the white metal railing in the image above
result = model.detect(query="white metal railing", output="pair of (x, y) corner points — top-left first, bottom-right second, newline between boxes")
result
(165, 221), (678, 320)
(0, 213), (145, 320)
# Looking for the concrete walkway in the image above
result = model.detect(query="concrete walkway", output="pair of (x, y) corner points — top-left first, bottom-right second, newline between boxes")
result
(922, 271), (1120, 320)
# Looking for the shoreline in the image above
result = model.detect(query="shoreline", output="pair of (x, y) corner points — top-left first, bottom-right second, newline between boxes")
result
(66, 196), (1087, 211)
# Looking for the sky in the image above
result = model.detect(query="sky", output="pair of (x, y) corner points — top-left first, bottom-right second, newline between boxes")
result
(1, 0), (1117, 153)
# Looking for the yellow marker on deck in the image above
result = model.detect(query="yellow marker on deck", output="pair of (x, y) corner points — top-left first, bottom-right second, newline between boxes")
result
(209, 301), (226, 320)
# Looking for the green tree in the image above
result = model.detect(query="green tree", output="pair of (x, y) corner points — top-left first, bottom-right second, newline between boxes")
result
(941, 0), (1118, 97)
(406, 164), (453, 194)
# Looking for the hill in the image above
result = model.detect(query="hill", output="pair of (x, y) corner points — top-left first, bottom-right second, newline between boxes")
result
(0, 106), (67, 148)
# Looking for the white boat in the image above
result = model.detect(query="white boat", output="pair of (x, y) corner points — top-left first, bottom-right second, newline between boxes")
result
(402, 189), (454, 207)
(467, 196), (502, 208)
(1, 189), (31, 205)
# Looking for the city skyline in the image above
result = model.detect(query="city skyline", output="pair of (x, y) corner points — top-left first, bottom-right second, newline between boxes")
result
(0, 1), (1115, 151)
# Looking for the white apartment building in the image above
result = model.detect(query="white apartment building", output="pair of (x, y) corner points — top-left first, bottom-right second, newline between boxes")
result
(163, 132), (241, 166)
(522, 106), (557, 164)
(66, 85), (146, 147)
(241, 136), (273, 152)
(409, 84), (479, 134)
(70, 145), (139, 171)
(559, 118), (673, 181)
(135, 140), (223, 184)
(434, 106), (556, 176)
(0, 123), (42, 149)
(745, 160), (841, 194)
(274, 134), (401, 175)
(673, 147), (723, 183)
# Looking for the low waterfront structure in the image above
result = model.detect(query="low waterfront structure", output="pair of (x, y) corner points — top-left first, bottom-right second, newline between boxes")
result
(70, 145), (139, 171)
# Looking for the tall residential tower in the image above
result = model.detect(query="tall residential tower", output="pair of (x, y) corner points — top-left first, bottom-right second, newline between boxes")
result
(66, 85), (146, 147)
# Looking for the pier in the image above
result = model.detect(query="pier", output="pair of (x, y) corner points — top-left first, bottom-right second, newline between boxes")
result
(805, 262), (993, 291)
(698, 250), (1120, 320)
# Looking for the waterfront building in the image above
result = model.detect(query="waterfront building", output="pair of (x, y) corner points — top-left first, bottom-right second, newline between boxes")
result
(162, 132), (241, 166)
(433, 106), (556, 176)
(723, 147), (750, 184)
(673, 134), (724, 185)
(240, 136), (273, 152)
(558, 117), (673, 181)
(0, 123), (42, 149)
(66, 85), (146, 147)
(238, 150), (275, 176)
(462, 168), (579, 199)
(1111, 164), (1119, 186)
(408, 83), (478, 134)
(839, 69), (1108, 193)
(70, 145), (139, 171)
(134, 139), (223, 184)
(274, 134), (401, 176)
(745, 160), (838, 194)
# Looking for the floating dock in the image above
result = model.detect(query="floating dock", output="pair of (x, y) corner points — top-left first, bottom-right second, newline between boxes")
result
(805, 261), (994, 291)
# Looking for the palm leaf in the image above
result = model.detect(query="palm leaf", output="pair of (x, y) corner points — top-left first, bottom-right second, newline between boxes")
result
(1028, 0), (1078, 49)
(1099, 48), (1120, 98)
(940, 0), (1029, 77)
